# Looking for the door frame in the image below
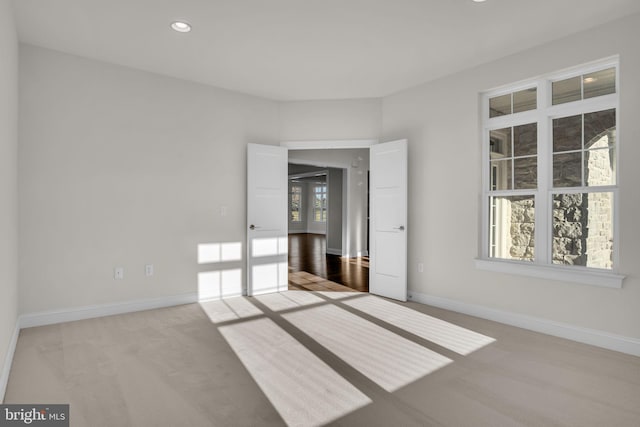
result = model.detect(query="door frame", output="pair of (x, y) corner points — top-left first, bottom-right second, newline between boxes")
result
(282, 139), (378, 150)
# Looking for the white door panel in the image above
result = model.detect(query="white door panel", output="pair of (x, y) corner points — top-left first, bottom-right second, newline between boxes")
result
(375, 149), (403, 188)
(375, 232), (402, 277)
(370, 140), (408, 301)
(254, 195), (282, 231)
(247, 143), (288, 296)
(374, 192), (402, 230)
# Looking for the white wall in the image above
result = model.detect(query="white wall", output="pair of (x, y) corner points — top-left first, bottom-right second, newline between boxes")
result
(382, 13), (640, 339)
(280, 99), (381, 141)
(327, 168), (344, 254)
(0, 0), (18, 401)
(289, 149), (369, 257)
(18, 45), (280, 314)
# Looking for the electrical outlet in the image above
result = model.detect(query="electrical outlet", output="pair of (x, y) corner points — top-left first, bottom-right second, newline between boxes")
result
(114, 267), (124, 280)
(418, 263), (424, 273)
(145, 264), (154, 277)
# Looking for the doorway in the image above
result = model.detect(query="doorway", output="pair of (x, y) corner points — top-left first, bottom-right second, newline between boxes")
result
(286, 150), (370, 292)
(247, 139), (407, 301)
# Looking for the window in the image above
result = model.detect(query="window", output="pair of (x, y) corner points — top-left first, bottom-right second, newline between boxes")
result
(290, 184), (302, 222)
(481, 59), (619, 280)
(313, 184), (327, 222)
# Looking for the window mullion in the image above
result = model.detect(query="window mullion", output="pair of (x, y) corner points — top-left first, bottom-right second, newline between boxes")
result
(581, 113), (586, 187)
(481, 117), (490, 259)
(536, 78), (551, 265)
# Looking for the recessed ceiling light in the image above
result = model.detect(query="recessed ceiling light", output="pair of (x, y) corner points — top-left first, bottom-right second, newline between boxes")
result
(473, 0), (487, 2)
(171, 21), (192, 33)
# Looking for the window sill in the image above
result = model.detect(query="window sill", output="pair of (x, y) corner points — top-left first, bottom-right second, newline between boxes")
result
(474, 258), (625, 289)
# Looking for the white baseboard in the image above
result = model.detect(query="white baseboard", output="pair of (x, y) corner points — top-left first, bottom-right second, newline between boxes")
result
(409, 291), (640, 357)
(1, 320), (20, 403)
(19, 293), (198, 329)
(326, 248), (342, 256)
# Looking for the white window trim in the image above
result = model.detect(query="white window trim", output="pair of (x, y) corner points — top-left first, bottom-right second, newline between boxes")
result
(312, 184), (327, 223)
(289, 183), (302, 223)
(479, 57), (625, 288)
(475, 258), (624, 288)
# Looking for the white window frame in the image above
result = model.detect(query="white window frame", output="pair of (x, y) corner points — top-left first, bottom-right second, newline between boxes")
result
(476, 57), (625, 288)
(313, 184), (327, 223)
(289, 183), (303, 223)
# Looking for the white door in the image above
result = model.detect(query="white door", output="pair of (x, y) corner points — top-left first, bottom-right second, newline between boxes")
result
(369, 139), (408, 301)
(247, 143), (288, 296)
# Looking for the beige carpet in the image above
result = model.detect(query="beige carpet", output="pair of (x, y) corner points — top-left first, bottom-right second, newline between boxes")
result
(5, 291), (640, 426)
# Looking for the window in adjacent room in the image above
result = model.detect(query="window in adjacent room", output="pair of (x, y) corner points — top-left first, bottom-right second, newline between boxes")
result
(313, 184), (327, 222)
(481, 59), (618, 274)
(290, 184), (302, 222)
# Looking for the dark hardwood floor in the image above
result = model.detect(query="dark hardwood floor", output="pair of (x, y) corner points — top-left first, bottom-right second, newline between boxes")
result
(288, 233), (369, 292)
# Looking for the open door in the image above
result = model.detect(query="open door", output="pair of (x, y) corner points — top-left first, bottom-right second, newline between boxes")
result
(369, 139), (408, 301)
(247, 143), (288, 296)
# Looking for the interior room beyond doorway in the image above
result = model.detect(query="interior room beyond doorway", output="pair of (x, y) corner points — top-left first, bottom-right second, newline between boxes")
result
(287, 148), (370, 292)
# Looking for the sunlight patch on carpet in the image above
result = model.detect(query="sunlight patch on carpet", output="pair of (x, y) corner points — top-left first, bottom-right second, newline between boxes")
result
(283, 305), (452, 392)
(199, 297), (263, 324)
(219, 317), (371, 426)
(343, 296), (496, 355)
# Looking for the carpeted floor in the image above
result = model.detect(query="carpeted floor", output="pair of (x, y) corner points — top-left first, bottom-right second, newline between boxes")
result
(5, 291), (640, 426)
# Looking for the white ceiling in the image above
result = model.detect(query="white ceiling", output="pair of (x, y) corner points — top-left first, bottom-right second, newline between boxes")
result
(11, 0), (640, 101)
